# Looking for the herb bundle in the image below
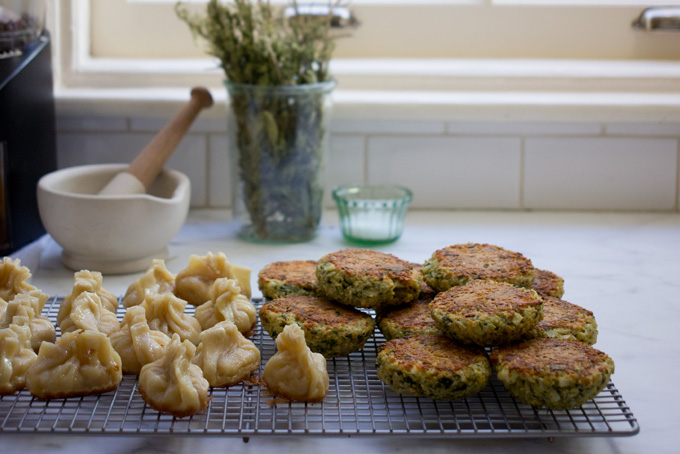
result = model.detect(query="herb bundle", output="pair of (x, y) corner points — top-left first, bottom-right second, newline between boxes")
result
(177, 0), (340, 241)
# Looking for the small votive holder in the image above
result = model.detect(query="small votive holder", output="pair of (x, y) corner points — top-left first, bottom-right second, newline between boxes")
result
(333, 185), (412, 244)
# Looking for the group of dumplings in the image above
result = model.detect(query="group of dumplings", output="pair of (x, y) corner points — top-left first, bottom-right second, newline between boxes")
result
(84, 252), (261, 417)
(0, 258), (56, 395)
(0, 252), (330, 419)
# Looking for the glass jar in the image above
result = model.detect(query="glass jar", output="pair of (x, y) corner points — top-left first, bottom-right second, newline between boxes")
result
(225, 80), (336, 243)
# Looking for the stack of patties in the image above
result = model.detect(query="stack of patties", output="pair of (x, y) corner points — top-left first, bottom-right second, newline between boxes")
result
(259, 250), (430, 359)
(259, 248), (422, 358)
(257, 244), (614, 410)
(378, 242), (614, 409)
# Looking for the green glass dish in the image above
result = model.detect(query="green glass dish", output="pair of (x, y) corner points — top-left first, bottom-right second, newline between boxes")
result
(333, 185), (412, 245)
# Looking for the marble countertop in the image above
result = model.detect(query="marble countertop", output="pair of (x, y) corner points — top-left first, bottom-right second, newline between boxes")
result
(7, 209), (680, 454)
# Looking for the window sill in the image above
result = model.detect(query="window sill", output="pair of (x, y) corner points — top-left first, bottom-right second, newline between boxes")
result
(55, 58), (680, 122)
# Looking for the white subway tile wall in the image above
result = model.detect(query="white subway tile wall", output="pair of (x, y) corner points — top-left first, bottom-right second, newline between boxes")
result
(367, 136), (521, 209)
(55, 116), (680, 212)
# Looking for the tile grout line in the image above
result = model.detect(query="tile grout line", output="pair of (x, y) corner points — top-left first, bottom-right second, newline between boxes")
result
(519, 136), (525, 209)
(676, 137), (680, 212)
(206, 133), (213, 208)
(363, 135), (369, 185)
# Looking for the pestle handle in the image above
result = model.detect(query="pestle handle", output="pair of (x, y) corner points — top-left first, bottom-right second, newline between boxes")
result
(126, 87), (213, 190)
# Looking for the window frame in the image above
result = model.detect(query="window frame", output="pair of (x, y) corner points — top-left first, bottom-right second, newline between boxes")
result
(51, 0), (680, 121)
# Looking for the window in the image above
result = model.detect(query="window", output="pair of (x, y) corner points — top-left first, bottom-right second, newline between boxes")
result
(52, 1), (680, 98)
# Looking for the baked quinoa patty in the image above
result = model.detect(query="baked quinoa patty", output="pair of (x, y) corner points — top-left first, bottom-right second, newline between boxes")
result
(316, 249), (421, 310)
(259, 295), (375, 358)
(409, 263), (438, 299)
(376, 334), (491, 400)
(525, 296), (598, 345)
(376, 298), (442, 340)
(429, 280), (544, 347)
(258, 260), (319, 300)
(421, 243), (536, 292)
(530, 269), (565, 299)
(490, 337), (615, 410)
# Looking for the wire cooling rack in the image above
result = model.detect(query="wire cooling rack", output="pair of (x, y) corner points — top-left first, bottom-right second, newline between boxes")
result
(0, 297), (639, 438)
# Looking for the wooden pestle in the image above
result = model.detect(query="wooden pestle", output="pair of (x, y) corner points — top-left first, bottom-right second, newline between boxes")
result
(99, 87), (213, 195)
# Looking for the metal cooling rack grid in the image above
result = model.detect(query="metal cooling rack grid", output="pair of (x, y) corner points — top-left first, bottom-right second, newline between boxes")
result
(0, 296), (639, 438)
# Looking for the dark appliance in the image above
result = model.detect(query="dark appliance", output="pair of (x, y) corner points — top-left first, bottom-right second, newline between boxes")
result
(0, 32), (57, 255)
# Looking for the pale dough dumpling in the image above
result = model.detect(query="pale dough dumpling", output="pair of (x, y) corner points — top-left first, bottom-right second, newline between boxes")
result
(1, 291), (56, 352)
(110, 305), (171, 374)
(194, 278), (257, 335)
(192, 321), (260, 387)
(143, 293), (201, 345)
(123, 259), (176, 308)
(59, 291), (120, 336)
(0, 257), (39, 303)
(138, 333), (210, 418)
(26, 330), (122, 399)
(174, 252), (252, 306)
(58, 270), (118, 324)
(263, 324), (329, 402)
(0, 324), (37, 395)
(0, 256), (48, 324)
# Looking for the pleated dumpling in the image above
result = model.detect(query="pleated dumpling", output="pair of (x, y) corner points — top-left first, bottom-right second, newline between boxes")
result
(26, 330), (122, 399)
(123, 259), (176, 308)
(194, 278), (257, 335)
(110, 305), (171, 374)
(58, 270), (118, 324)
(0, 257), (39, 304)
(0, 324), (37, 395)
(59, 291), (120, 336)
(174, 252), (252, 306)
(1, 291), (56, 352)
(192, 321), (260, 388)
(263, 324), (329, 402)
(138, 333), (210, 418)
(143, 293), (201, 345)
(0, 257), (46, 324)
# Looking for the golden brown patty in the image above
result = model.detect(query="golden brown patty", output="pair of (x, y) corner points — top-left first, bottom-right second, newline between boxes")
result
(316, 249), (421, 309)
(258, 260), (319, 299)
(259, 295), (375, 357)
(421, 243), (536, 292)
(376, 298), (441, 340)
(409, 263), (438, 298)
(526, 296), (598, 345)
(429, 280), (544, 347)
(530, 269), (565, 299)
(376, 334), (491, 400)
(490, 337), (615, 410)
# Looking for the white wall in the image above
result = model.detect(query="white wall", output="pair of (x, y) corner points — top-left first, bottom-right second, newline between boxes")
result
(55, 115), (680, 212)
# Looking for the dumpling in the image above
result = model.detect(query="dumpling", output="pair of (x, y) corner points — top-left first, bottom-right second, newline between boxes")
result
(123, 259), (175, 308)
(263, 324), (329, 402)
(192, 321), (260, 387)
(0, 258), (46, 323)
(143, 293), (201, 345)
(0, 257), (39, 303)
(59, 291), (120, 336)
(110, 305), (171, 374)
(1, 291), (56, 352)
(138, 333), (210, 418)
(26, 330), (122, 399)
(0, 324), (37, 395)
(174, 252), (252, 306)
(58, 270), (118, 324)
(194, 278), (257, 335)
